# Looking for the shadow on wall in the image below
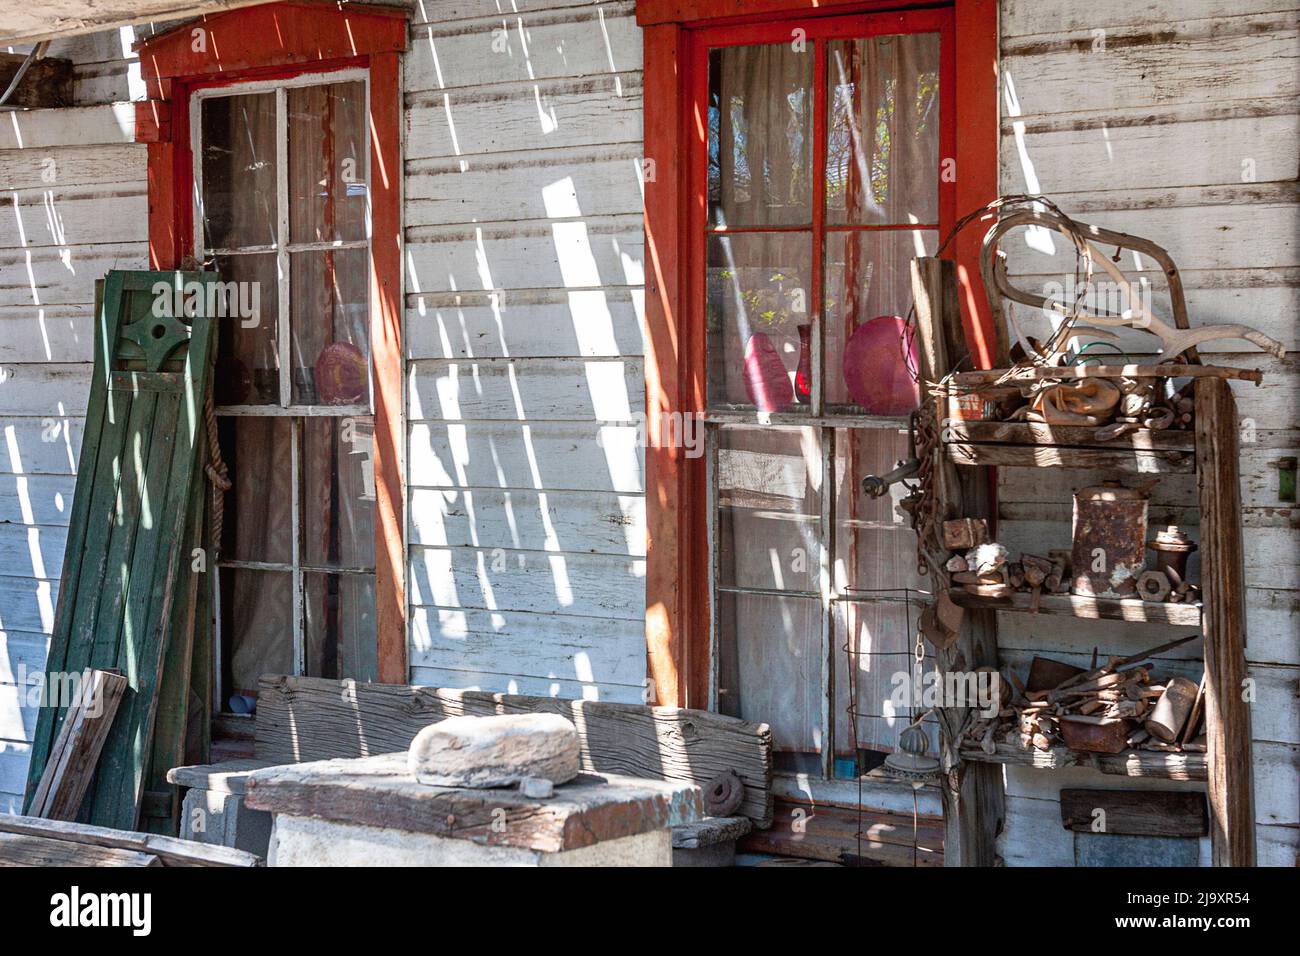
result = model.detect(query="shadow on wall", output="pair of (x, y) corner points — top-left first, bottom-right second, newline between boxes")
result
(403, 3), (648, 703)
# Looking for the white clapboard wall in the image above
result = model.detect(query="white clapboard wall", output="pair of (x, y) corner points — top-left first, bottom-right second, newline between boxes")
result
(995, 0), (1300, 866)
(0, 93), (148, 811)
(402, 0), (648, 703)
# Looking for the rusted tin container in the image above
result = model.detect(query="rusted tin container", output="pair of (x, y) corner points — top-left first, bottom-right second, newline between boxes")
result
(1145, 676), (1200, 742)
(1060, 716), (1131, 754)
(1070, 483), (1149, 598)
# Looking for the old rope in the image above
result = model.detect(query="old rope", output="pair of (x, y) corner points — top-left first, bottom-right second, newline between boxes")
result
(203, 390), (231, 556)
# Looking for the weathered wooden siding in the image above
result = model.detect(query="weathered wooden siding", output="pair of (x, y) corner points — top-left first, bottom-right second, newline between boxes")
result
(0, 100), (146, 812)
(402, 0), (647, 703)
(997, 0), (1300, 866)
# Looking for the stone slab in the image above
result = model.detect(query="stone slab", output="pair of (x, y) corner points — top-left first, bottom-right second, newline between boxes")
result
(244, 753), (703, 853)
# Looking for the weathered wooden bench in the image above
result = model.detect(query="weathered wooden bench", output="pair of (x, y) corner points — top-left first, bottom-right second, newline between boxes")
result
(169, 675), (771, 861)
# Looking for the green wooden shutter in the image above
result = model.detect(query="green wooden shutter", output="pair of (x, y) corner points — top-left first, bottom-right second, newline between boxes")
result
(25, 270), (218, 830)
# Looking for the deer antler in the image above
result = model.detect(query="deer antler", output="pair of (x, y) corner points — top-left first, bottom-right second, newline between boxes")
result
(1081, 242), (1286, 362)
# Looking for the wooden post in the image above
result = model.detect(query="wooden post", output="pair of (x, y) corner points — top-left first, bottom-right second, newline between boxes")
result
(911, 257), (1004, 866)
(1194, 377), (1256, 865)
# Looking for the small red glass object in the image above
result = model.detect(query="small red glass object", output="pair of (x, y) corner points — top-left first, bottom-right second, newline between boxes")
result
(842, 314), (920, 415)
(742, 331), (794, 412)
(793, 323), (812, 404)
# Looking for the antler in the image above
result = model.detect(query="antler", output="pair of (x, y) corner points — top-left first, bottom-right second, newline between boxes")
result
(981, 207), (1286, 364)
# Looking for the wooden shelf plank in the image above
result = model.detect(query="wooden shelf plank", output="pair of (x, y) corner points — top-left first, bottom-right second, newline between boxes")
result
(946, 441), (1195, 473)
(945, 420), (1194, 453)
(949, 589), (1203, 626)
(961, 743), (1208, 781)
(950, 363), (1264, 385)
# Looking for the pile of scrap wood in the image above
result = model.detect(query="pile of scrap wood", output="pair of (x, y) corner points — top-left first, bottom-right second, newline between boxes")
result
(0, 816), (260, 867)
(957, 636), (1207, 758)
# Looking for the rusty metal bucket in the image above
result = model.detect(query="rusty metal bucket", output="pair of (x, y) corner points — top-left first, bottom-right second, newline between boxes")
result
(1070, 483), (1149, 598)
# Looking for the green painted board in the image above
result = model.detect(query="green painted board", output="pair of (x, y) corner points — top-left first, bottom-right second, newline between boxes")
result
(25, 271), (219, 830)
(141, 468), (209, 835)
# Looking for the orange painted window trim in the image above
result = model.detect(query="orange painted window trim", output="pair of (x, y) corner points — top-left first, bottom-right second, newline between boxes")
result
(135, 1), (409, 684)
(639, 0), (998, 707)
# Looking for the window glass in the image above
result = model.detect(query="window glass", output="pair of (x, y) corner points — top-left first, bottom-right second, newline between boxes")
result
(708, 44), (814, 228)
(707, 232), (813, 411)
(289, 248), (370, 405)
(289, 81), (368, 243)
(200, 93), (277, 249)
(826, 34), (941, 226)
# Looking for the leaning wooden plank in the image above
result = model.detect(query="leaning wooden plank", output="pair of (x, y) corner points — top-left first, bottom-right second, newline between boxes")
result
(0, 816), (261, 867)
(255, 674), (775, 826)
(142, 469), (208, 835)
(0, 832), (159, 867)
(1194, 376), (1256, 865)
(28, 669), (128, 820)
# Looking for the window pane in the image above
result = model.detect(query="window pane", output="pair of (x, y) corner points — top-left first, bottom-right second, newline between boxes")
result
(290, 248), (370, 405)
(832, 600), (940, 757)
(219, 416), (292, 565)
(300, 416), (375, 571)
(717, 590), (822, 756)
(717, 426), (821, 591)
(827, 33), (941, 226)
(707, 232), (812, 411)
(832, 426), (929, 594)
(200, 93), (278, 249)
(304, 572), (376, 681)
(708, 44), (814, 228)
(222, 568), (293, 700)
(289, 81), (368, 244)
(214, 253), (280, 405)
(824, 229), (935, 413)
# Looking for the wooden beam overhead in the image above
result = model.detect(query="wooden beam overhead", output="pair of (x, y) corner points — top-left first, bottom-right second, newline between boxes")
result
(0, 0), (274, 46)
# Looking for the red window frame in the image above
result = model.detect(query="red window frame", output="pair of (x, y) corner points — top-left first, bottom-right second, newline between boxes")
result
(640, 0), (998, 708)
(134, 1), (409, 683)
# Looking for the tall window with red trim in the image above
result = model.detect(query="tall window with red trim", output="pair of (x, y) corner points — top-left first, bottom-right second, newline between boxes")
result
(193, 73), (379, 705)
(133, 2), (408, 705)
(695, 9), (954, 778)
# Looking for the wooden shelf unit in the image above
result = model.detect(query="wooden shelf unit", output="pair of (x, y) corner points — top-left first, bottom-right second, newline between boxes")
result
(960, 743), (1208, 781)
(910, 256), (1256, 867)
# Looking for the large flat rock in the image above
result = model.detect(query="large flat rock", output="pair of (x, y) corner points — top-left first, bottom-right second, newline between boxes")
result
(407, 713), (580, 788)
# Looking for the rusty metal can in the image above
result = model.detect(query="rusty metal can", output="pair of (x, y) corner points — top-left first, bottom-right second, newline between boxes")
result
(1070, 483), (1149, 598)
